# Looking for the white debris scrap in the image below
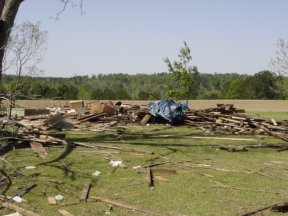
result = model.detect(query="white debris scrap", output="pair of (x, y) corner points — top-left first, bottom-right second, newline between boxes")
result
(55, 195), (64, 201)
(109, 160), (122, 167)
(12, 196), (23, 203)
(25, 166), (36, 170)
(92, 170), (101, 177)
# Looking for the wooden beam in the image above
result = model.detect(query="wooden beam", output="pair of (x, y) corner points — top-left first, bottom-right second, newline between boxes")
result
(30, 142), (48, 158)
(90, 196), (172, 216)
(80, 183), (91, 201)
(2, 202), (40, 216)
(8, 181), (36, 203)
(147, 167), (154, 189)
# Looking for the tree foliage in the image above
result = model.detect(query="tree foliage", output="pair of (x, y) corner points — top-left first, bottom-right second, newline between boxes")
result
(164, 42), (199, 100)
(2, 71), (282, 100)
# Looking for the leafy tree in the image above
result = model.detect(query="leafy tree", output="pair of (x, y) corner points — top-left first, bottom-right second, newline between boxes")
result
(138, 91), (150, 100)
(252, 70), (280, 99)
(77, 84), (92, 99)
(116, 89), (131, 100)
(102, 88), (116, 100)
(164, 41), (199, 100)
(91, 88), (103, 100)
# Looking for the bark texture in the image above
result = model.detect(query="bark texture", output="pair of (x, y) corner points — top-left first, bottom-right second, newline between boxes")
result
(0, 0), (23, 87)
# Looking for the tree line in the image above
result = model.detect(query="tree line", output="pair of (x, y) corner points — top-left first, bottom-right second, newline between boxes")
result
(1, 70), (285, 100)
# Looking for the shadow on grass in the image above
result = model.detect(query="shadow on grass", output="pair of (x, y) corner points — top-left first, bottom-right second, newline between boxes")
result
(35, 144), (77, 180)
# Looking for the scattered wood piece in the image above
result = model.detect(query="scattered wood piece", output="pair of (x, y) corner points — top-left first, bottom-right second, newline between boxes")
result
(77, 112), (105, 123)
(48, 196), (57, 205)
(80, 183), (91, 201)
(143, 162), (170, 168)
(271, 118), (278, 126)
(219, 145), (248, 152)
(271, 202), (288, 212)
(30, 142), (48, 158)
(242, 202), (288, 216)
(45, 113), (74, 130)
(147, 167), (154, 189)
(261, 125), (288, 143)
(140, 114), (151, 126)
(2, 202), (40, 216)
(90, 196), (172, 216)
(155, 176), (170, 182)
(152, 168), (177, 174)
(8, 181), (36, 203)
(58, 209), (74, 216)
(73, 142), (123, 151)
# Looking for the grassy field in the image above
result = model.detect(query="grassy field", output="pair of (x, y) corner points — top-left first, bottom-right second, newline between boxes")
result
(2, 111), (288, 215)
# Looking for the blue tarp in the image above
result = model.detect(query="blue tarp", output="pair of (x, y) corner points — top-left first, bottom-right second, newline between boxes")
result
(148, 99), (189, 124)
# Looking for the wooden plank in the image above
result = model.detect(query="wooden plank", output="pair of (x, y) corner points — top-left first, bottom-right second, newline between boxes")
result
(146, 167), (154, 188)
(2, 202), (40, 216)
(80, 183), (91, 201)
(58, 209), (74, 216)
(77, 112), (105, 122)
(30, 142), (48, 158)
(271, 118), (278, 126)
(47, 196), (57, 205)
(151, 168), (177, 174)
(140, 114), (151, 126)
(8, 181), (36, 203)
(73, 142), (123, 151)
(90, 196), (172, 216)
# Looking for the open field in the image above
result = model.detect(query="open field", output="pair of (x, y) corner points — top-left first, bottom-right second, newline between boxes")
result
(3, 100), (288, 112)
(2, 120), (288, 215)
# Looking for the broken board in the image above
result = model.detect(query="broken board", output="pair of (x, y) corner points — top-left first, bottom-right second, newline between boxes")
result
(30, 142), (48, 158)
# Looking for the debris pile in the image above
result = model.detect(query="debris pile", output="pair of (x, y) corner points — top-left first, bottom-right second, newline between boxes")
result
(1, 100), (288, 215)
(184, 103), (288, 141)
(1, 101), (288, 147)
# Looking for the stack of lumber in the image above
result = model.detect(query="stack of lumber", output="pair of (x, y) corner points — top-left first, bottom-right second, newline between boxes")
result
(184, 104), (288, 137)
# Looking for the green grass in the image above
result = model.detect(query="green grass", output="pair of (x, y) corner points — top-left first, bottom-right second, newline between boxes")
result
(1, 122), (288, 215)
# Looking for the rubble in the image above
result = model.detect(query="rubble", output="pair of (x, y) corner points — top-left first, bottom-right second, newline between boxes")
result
(1, 100), (288, 215)
(1, 101), (288, 155)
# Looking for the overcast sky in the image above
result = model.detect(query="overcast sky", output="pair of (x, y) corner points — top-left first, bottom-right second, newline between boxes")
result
(13, 0), (288, 77)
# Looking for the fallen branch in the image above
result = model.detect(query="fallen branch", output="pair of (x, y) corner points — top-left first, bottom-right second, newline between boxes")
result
(242, 202), (288, 216)
(90, 196), (174, 216)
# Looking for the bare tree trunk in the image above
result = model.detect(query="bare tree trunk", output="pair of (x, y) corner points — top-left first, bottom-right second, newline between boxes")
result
(0, 0), (23, 90)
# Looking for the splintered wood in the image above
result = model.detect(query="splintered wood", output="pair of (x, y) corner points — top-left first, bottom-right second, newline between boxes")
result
(30, 142), (48, 158)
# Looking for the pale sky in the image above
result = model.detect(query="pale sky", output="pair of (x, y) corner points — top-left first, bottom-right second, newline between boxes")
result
(13, 0), (288, 77)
